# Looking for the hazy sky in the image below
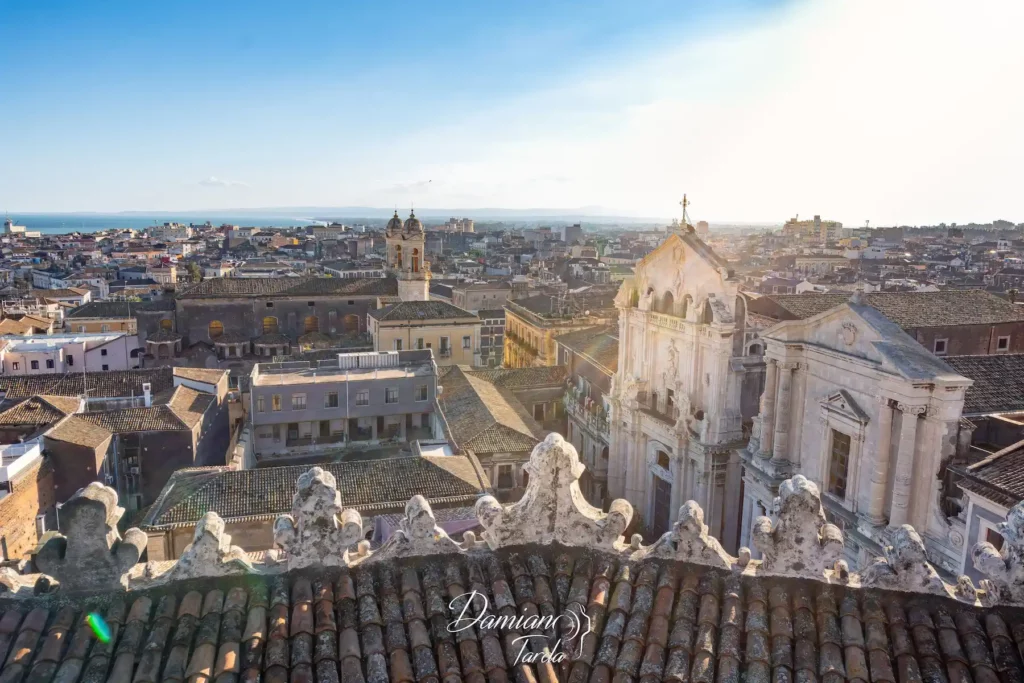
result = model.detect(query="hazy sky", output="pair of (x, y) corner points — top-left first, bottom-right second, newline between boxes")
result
(2, 0), (1022, 225)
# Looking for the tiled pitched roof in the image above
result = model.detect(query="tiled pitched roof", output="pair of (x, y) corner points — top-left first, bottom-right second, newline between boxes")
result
(767, 291), (1024, 327)
(0, 553), (1015, 683)
(178, 276), (397, 299)
(0, 368), (173, 400)
(554, 325), (620, 372)
(166, 385), (215, 429)
(0, 395), (80, 426)
(44, 415), (113, 448)
(143, 455), (487, 527)
(944, 354), (1024, 414)
(172, 367), (228, 385)
(78, 405), (188, 433)
(65, 301), (139, 319)
(465, 365), (568, 389)
(959, 438), (1024, 508)
(369, 300), (478, 322)
(438, 366), (545, 454)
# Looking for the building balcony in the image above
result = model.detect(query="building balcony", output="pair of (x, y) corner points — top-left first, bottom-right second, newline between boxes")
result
(636, 392), (678, 427)
(563, 390), (610, 439)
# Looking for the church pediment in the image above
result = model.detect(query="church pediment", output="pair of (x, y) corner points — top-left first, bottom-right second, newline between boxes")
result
(820, 389), (869, 424)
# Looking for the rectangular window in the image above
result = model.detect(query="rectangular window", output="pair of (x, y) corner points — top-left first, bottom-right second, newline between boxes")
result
(933, 338), (948, 355)
(292, 393), (306, 410)
(440, 336), (450, 353)
(31, 360), (39, 370)
(102, 364), (109, 371)
(78, 325), (86, 333)
(46, 359), (54, 369)
(497, 464), (514, 489)
(356, 390), (369, 406)
(416, 338), (424, 350)
(998, 335), (1010, 351)
(272, 425), (281, 442)
(462, 335), (471, 349)
(415, 384), (428, 401)
(257, 396), (265, 412)
(326, 392), (339, 408)
(272, 394), (282, 411)
(12, 362), (19, 371)
(827, 430), (851, 499)
(394, 339), (403, 351)
(66, 355), (74, 366)
(101, 324), (110, 332)
(385, 387), (399, 404)
(986, 526), (1005, 551)
(101, 349), (108, 356)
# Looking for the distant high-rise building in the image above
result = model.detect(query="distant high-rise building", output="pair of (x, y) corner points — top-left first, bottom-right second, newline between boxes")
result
(561, 223), (583, 244)
(444, 217), (475, 233)
(696, 220), (709, 238)
(782, 214), (842, 243)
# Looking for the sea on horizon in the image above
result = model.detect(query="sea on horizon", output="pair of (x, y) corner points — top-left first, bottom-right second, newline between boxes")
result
(6, 213), (322, 234)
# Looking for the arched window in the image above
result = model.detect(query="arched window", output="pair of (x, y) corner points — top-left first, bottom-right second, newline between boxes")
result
(734, 295), (746, 329)
(394, 244), (402, 269)
(660, 291), (674, 315)
(657, 451), (670, 469)
(681, 295), (692, 319)
(748, 343), (764, 356)
(130, 348), (141, 358)
(158, 344), (170, 359)
(412, 248), (420, 273)
(263, 316), (279, 334)
(209, 320), (224, 339)
(160, 318), (173, 331)
(304, 315), (319, 334)
(343, 314), (360, 333)
(700, 300), (714, 324)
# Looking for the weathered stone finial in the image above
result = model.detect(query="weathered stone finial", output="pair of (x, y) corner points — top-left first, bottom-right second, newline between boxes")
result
(639, 500), (734, 568)
(35, 482), (147, 592)
(751, 474), (843, 579)
(972, 499), (1024, 603)
(474, 433), (633, 551)
(273, 467), (363, 569)
(370, 495), (463, 560)
(165, 511), (252, 580)
(861, 525), (948, 596)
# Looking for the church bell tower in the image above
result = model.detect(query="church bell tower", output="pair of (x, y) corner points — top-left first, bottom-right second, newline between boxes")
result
(385, 210), (430, 301)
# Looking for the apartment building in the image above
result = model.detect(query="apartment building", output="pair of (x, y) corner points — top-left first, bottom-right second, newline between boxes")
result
(249, 350), (439, 458)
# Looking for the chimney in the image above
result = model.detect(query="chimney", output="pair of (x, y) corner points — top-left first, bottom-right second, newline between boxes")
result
(142, 382), (152, 408)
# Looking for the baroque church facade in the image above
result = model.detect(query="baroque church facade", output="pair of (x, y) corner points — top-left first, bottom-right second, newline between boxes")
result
(608, 228), (765, 552)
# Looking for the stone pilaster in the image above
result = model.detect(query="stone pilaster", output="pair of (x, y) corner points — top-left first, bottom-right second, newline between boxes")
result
(771, 362), (797, 465)
(864, 396), (894, 525)
(889, 403), (925, 529)
(756, 359), (778, 458)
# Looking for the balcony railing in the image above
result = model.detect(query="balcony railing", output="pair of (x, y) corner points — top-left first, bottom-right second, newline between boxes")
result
(636, 394), (678, 427)
(563, 390), (610, 437)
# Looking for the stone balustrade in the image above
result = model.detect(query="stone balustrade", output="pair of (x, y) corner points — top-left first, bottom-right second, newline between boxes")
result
(6, 432), (1024, 609)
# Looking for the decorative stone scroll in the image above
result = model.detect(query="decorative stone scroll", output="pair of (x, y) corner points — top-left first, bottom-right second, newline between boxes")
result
(369, 495), (464, 561)
(273, 467), (363, 569)
(35, 482), (147, 592)
(751, 474), (843, 579)
(475, 433), (633, 551)
(972, 500), (1024, 603)
(638, 500), (734, 568)
(164, 511), (252, 580)
(861, 525), (948, 596)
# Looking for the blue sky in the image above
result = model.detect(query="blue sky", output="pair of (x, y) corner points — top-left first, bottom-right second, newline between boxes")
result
(2, 0), (1023, 224)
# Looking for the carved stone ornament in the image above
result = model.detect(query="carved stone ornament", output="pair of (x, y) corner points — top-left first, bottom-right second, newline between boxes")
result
(475, 433), (633, 551)
(861, 524), (948, 596)
(274, 467), (363, 569)
(637, 500), (734, 568)
(370, 495), (463, 561)
(972, 499), (1024, 603)
(839, 322), (858, 346)
(35, 482), (147, 592)
(164, 511), (252, 580)
(751, 474), (843, 579)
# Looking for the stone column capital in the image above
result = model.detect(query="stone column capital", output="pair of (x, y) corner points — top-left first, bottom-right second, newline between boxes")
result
(779, 361), (800, 371)
(897, 402), (927, 416)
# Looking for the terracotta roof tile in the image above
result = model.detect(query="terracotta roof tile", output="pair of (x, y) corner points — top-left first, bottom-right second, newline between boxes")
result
(369, 301), (478, 322)
(141, 455), (488, 527)
(765, 291), (1024, 328)
(166, 385), (215, 429)
(172, 367), (228, 385)
(944, 354), (1024, 414)
(438, 366), (546, 454)
(44, 415), (113, 448)
(78, 405), (188, 433)
(0, 395), (80, 426)
(0, 368), (173, 400)
(178, 277), (397, 299)
(554, 326), (619, 372)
